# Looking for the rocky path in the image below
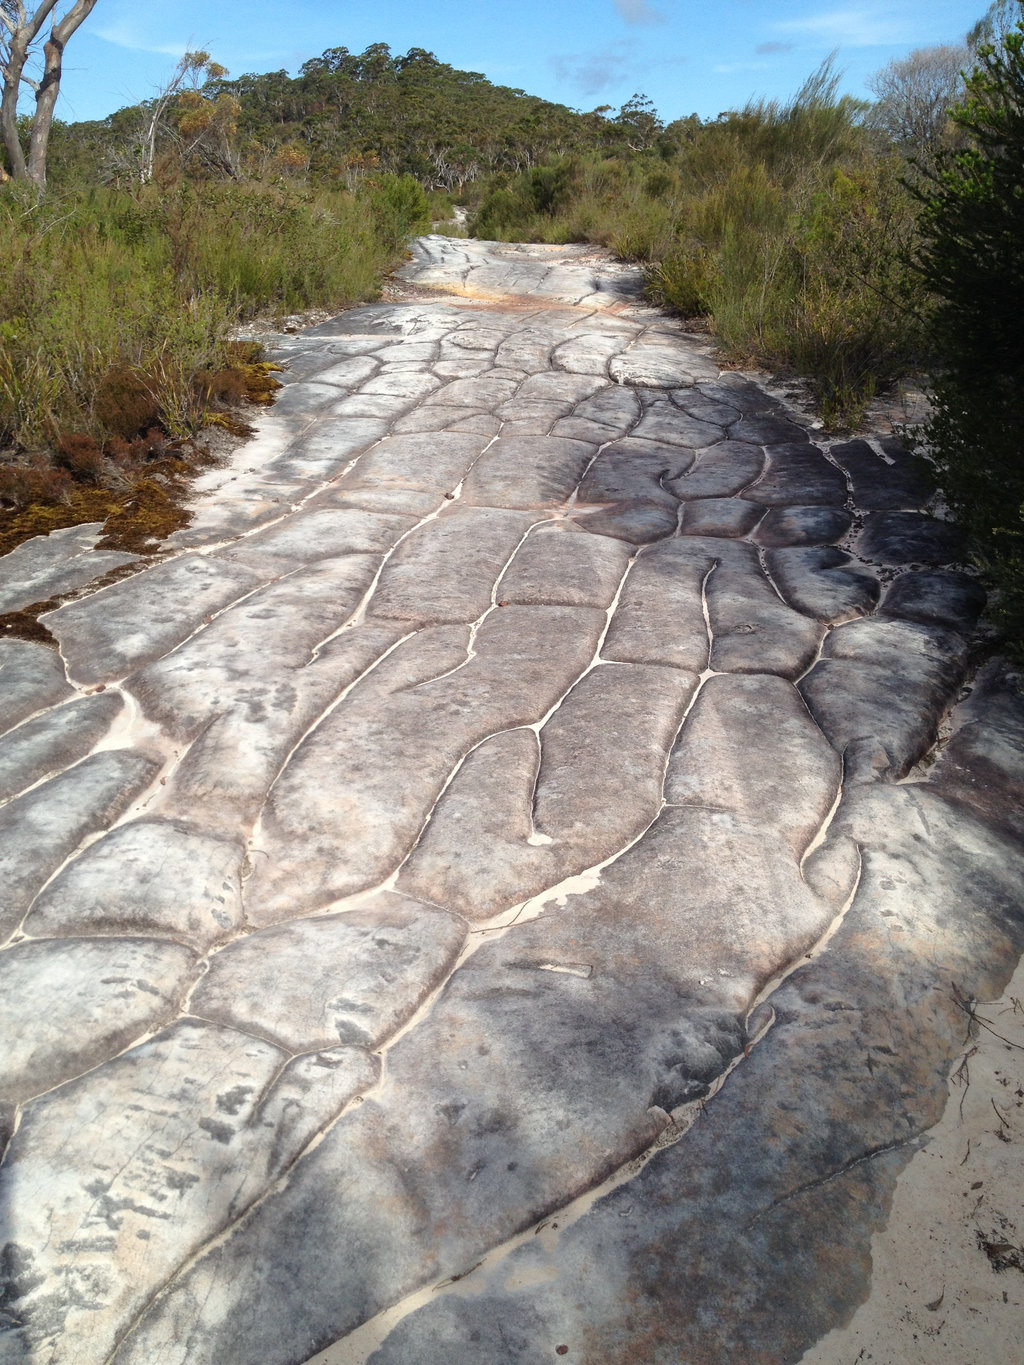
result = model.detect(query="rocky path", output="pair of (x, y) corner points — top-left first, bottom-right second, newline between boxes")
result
(1, 236), (1022, 1365)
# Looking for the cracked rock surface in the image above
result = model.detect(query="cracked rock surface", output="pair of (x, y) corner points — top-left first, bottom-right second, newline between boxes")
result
(1, 236), (1022, 1365)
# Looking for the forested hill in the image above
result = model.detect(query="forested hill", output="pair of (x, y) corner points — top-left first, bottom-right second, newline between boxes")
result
(56, 44), (663, 190)
(220, 45), (611, 187)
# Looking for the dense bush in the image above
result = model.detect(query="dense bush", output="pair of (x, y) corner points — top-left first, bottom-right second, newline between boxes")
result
(471, 66), (924, 428)
(914, 23), (1024, 652)
(0, 175), (427, 453)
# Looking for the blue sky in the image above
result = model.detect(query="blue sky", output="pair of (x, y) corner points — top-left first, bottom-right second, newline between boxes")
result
(48, 1), (990, 125)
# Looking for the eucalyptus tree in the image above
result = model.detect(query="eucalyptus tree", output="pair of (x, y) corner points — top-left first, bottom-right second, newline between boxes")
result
(1, 0), (98, 186)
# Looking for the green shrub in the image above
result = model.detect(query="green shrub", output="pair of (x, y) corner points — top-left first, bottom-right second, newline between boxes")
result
(914, 23), (1024, 653)
(0, 175), (421, 455)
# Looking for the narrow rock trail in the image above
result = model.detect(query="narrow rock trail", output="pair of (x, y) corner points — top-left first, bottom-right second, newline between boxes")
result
(1, 237), (1022, 1365)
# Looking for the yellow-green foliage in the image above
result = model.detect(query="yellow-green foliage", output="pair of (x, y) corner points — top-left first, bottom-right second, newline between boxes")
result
(470, 64), (924, 428)
(0, 176), (428, 452)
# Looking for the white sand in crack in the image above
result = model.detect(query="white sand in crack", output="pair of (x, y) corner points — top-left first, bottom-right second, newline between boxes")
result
(802, 955), (1024, 1365)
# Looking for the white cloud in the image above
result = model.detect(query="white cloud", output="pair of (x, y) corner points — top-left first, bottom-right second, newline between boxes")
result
(614, 0), (666, 25)
(93, 22), (187, 58)
(773, 7), (912, 48)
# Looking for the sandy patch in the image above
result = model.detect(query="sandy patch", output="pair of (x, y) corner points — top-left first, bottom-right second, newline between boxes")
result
(802, 956), (1024, 1365)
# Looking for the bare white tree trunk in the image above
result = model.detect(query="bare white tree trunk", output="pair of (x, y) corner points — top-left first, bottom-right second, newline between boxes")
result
(1, 0), (98, 187)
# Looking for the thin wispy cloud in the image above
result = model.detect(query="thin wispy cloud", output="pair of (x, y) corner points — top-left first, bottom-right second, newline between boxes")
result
(552, 41), (685, 100)
(756, 42), (795, 56)
(94, 23), (187, 58)
(552, 45), (640, 97)
(773, 7), (911, 48)
(614, 0), (666, 26)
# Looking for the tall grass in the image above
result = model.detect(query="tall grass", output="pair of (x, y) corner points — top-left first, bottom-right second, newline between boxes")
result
(469, 65), (924, 428)
(0, 175), (429, 452)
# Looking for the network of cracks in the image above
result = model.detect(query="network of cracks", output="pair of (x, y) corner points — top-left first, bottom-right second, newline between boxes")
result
(0, 238), (1022, 1365)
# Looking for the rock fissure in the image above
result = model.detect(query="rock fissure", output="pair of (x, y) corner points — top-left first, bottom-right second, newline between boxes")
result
(0, 235), (1021, 1365)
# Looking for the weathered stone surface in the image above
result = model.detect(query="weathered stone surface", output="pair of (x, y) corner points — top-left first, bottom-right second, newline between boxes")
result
(365, 784), (1024, 1365)
(0, 936), (198, 1104)
(577, 438), (689, 506)
(0, 639), (73, 735)
(800, 617), (969, 780)
(270, 380), (350, 416)
(766, 545), (881, 624)
(741, 442), (847, 506)
(753, 504), (852, 547)
(729, 412), (811, 444)
(262, 416), (389, 486)
(551, 333), (627, 374)
(221, 506), (414, 573)
(630, 397), (723, 447)
(339, 431), (489, 504)
(507, 371), (606, 412)
(572, 499), (679, 544)
(367, 506), (539, 623)
(0, 691), (122, 803)
(25, 819), (245, 948)
(142, 621), (407, 840)
(830, 438), (932, 510)
(0, 523), (138, 614)
(460, 435), (594, 508)
(191, 892), (466, 1051)
(856, 510), (963, 565)
(572, 383), (642, 430)
(878, 568), (986, 630)
(679, 497), (763, 537)
(109, 794), (842, 1365)
(399, 662), (695, 918)
(0, 1020), (377, 1365)
(497, 524), (632, 608)
(533, 663), (694, 844)
(928, 660), (1024, 838)
(423, 372), (521, 409)
(665, 441), (763, 499)
(0, 235), (1019, 1365)
(665, 672), (840, 857)
(602, 539), (712, 671)
(41, 556), (265, 686)
(0, 751), (159, 944)
(127, 556), (380, 739)
(609, 348), (698, 389)
(706, 542), (825, 677)
(245, 607), (605, 921)
(360, 368), (442, 401)
(669, 387), (741, 426)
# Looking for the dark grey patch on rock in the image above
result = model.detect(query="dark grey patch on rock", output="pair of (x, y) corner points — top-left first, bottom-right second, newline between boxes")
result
(800, 618), (970, 780)
(830, 439), (933, 510)
(741, 444), (847, 507)
(729, 414), (811, 445)
(878, 569), (986, 630)
(856, 512), (964, 566)
(753, 505), (852, 548)
(665, 442), (763, 500)
(766, 546), (881, 624)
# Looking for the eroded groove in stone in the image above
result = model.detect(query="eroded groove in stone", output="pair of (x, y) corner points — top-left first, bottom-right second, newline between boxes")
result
(0, 236), (1020, 1365)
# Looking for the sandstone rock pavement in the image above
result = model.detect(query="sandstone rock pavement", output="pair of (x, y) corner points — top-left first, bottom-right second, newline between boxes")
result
(1, 236), (1022, 1365)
